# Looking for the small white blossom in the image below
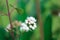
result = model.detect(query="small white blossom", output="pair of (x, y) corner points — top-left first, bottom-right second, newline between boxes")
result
(25, 16), (36, 24)
(20, 23), (29, 32)
(5, 24), (11, 32)
(27, 17), (36, 22)
(25, 16), (37, 30)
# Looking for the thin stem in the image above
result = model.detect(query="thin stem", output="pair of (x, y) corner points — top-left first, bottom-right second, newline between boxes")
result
(6, 0), (15, 40)
(35, 0), (44, 40)
(6, 0), (12, 28)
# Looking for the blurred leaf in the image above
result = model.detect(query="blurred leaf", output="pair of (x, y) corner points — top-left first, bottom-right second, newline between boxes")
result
(15, 8), (24, 14)
(20, 31), (33, 40)
(10, 4), (24, 15)
(44, 15), (52, 40)
(0, 26), (7, 40)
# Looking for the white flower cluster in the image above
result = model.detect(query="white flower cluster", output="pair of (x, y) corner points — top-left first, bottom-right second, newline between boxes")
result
(5, 16), (37, 32)
(20, 17), (37, 32)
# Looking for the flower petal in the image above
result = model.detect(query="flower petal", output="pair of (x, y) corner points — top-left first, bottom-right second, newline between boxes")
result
(20, 23), (29, 32)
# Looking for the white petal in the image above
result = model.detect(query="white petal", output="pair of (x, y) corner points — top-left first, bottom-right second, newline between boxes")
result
(30, 17), (36, 22)
(29, 25), (35, 30)
(6, 24), (11, 30)
(25, 16), (36, 24)
(25, 26), (29, 31)
(32, 23), (36, 27)
(5, 24), (11, 32)
(29, 23), (37, 30)
(29, 21), (35, 24)
(20, 26), (29, 32)
(20, 23), (27, 27)
(20, 23), (29, 32)
(24, 16), (37, 30)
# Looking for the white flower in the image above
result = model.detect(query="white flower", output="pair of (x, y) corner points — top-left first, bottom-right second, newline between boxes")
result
(5, 17), (37, 32)
(25, 16), (37, 30)
(20, 23), (29, 32)
(5, 24), (11, 32)
(25, 16), (36, 24)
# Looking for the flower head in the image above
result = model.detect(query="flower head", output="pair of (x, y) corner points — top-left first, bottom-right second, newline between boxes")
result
(20, 23), (29, 32)
(25, 16), (36, 24)
(29, 23), (37, 30)
(25, 16), (37, 30)
(5, 17), (37, 32)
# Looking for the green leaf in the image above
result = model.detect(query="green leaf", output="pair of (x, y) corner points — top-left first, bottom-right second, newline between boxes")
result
(44, 15), (52, 40)
(10, 4), (24, 15)
(0, 26), (7, 40)
(20, 31), (33, 40)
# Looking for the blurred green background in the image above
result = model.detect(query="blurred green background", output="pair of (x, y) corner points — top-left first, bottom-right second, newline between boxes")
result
(0, 0), (60, 40)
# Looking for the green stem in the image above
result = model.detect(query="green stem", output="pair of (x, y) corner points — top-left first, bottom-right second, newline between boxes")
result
(6, 0), (15, 40)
